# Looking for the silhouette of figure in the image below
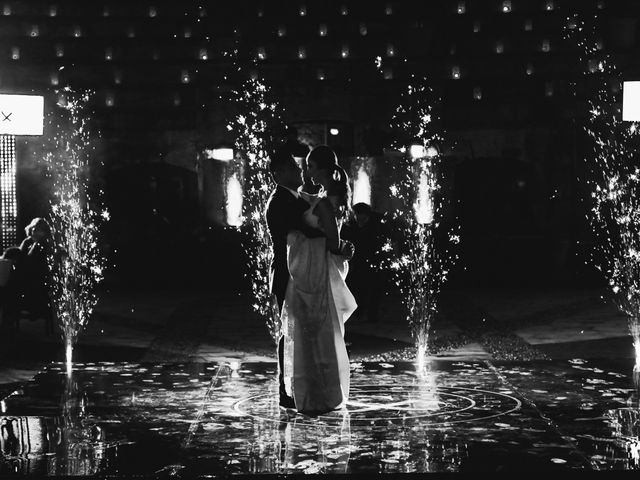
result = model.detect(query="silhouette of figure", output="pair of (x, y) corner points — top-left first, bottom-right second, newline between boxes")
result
(341, 203), (385, 323)
(265, 148), (325, 409)
(19, 217), (54, 334)
(0, 247), (21, 332)
(280, 145), (355, 414)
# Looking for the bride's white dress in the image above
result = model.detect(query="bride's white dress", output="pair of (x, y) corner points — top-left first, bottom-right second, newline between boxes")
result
(282, 194), (357, 413)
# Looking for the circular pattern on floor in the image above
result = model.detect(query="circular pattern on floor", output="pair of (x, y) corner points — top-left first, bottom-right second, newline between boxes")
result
(233, 384), (521, 428)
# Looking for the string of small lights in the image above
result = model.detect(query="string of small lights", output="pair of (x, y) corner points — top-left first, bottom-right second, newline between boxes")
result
(384, 77), (460, 364)
(45, 87), (110, 366)
(228, 78), (287, 345)
(0, 134), (17, 250)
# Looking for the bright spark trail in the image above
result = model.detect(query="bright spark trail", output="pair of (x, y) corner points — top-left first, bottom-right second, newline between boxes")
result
(45, 88), (109, 372)
(566, 15), (640, 375)
(384, 77), (460, 369)
(229, 78), (287, 344)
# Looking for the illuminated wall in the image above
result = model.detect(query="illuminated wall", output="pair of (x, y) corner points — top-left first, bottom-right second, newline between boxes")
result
(414, 166), (434, 225)
(351, 158), (373, 206)
(225, 172), (243, 227)
(198, 148), (245, 227)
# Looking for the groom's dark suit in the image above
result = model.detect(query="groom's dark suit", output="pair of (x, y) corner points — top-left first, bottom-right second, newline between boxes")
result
(266, 185), (322, 309)
(265, 184), (323, 406)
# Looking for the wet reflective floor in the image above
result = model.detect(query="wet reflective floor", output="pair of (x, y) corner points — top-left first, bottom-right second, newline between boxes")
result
(1, 359), (640, 476)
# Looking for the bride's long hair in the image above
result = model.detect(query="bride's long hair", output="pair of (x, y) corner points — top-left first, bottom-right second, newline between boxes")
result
(307, 145), (351, 218)
(327, 164), (351, 212)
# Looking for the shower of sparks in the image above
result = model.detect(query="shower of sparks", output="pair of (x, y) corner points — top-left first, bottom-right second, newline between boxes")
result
(383, 78), (460, 364)
(45, 87), (109, 366)
(566, 16), (640, 369)
(228, 78), (287, 344)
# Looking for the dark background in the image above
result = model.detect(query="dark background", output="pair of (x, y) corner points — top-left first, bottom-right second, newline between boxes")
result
(5, 0), (638, 292)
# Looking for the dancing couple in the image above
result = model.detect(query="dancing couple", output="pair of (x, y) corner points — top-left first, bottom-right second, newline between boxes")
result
(265, 145), (357, 416)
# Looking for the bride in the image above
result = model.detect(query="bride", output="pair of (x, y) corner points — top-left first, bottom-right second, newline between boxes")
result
(281, 145), (357, 415)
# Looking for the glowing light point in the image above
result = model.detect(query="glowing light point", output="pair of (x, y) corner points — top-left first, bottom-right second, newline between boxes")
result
(206, 147), (234, 162)
(416, 342), (427, 372)
(66, 343), (73, 375)
(410, 144), (427, 158)
(229, 360), (241, 378)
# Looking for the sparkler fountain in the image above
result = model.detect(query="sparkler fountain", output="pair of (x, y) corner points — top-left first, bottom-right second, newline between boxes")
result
(385, 79), (460, 370)
(565, 16), (640, 382)
(228, 78), (287, 344)
(45, 89), (109, 374)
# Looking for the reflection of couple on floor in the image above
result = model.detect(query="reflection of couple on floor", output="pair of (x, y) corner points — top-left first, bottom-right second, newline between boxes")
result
(249, 408), (352, 474)
(265, 145), (357, 416)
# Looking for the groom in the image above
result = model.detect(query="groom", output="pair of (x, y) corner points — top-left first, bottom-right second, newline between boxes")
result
(266, 148), (324, 408)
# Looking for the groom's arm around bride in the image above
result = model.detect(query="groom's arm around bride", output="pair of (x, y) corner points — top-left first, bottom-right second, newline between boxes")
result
(265, 150), (324, 311)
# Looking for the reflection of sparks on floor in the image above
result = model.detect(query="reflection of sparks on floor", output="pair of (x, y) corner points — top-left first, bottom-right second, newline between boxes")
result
(413, 358), (439, 411)
(607, 406), (640, 469)
(230, 363), (523, 473)
(5, 360), (640, 474)
(628, 439), (640, 467)
(233, 384), (521, 427)
(184, 363), (232, 447)
(631, 319), (640, 376)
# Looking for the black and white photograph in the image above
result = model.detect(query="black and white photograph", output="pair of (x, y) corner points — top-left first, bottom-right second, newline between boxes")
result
(1, 1), (640, 478)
